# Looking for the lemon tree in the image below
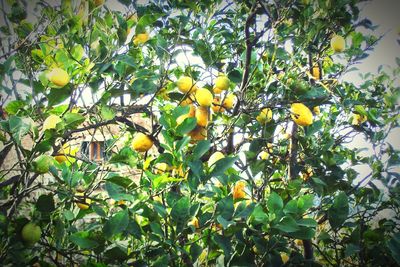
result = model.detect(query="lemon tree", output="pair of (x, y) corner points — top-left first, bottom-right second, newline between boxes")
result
(0, 0), (399, 266)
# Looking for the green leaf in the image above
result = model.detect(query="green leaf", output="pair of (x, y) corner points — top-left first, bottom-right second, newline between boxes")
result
(70, 232), (98, 249)
(275, 216), (300, 233)
(4, 100), (25, 115)
(297, 218), (317, 227)
(212, 234), (232, 257)
(228, 69), (242, 84)
(216, 196), (234, 220)
(176, 117), (197, 135)
(63, 113), (85, 129)
(190, 243), (203, 263)
(9, 116), (31, 145)
(71, 44), (84, 61)
(387, 233), (400, 264)
(209, 156), (237, 177)
(287, 227), (316, 240)
(192, 140), (211, 160)
(47, 87), (72, 106)
(170, 196), (190, 221)
(267, 192), (283, 213)
(305, 120), (323, 136)
(328, 191), (349, 229)
(250, 204), (268, 225)
(101, 106), (115, 120)
(103, 209), (129, 239)
(36, 194), (55, 213)
(105, 181), (134, 201)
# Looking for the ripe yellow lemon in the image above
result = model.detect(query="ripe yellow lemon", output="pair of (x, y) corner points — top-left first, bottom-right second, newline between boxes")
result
(213, 87), (223, 94)
(195, 106), (209, 127)
(43, 114), (62, 131)
(330, 35), (345, 53)
(280, 253), (289, 264)
(311, 66), (320, 80)
(233, 181), (247, 200)
(189, 217), (200, 229)
(256, 108), (272, 124)
(54, 144), (78, 163)
(214, 75), (230, 91)
(195, 88), (213, 107)
(301, 166), (313, 181)
(75, 192), (91, 210)
(212, 97), (225, 113)
(351, 113), (367, 125)
(133, 32), (149, 45)
(47, 68), (70, 87)
(177, 76), (196, 93)
(291, 103), (313, 126)
(208, 151), (224, 166)
(154, 162), (169, 174)
(132, 133), (153, 152)
(222, 93), (235, 110)
(180, 96), (194, 106)
(259, 151), (269, 160)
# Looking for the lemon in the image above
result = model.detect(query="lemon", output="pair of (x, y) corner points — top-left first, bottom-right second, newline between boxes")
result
(42, 114), (62, 131)
(330, 35), (345, 53)
(301, 166), (313, 181)
(233, 181), (246, 200)
(195, 88), (213, 107)
(47, 68), (70, 87)
(75, 192), (91, 210)
(213, 87), (223, 94)
(212, 97), (225, 113)
(208, 151), (224, 166)
(351, 113), (367, 125)
(154, 162), (169, 174)
(291, 103), (313, 126)
(133, 32), (149, 45)
(214, 75), (230, 91)
(180, 96), (194, 106)
(256, 108), (272, 124)
(222, 93), (235, 110)
(177, 76), (196, 93)
(21, 222), (41, 246)
(311, 66), (320, 80)
(54, 143), (78, 163)
(280, 253), (289, 264)
(313, 106), (320, 115)
(195, 106), (209, 127)
(32, 155), (54, 174)
(132, 133), (153, 152)
(189, 217), (199, 229)
(259, 151), (269, 160)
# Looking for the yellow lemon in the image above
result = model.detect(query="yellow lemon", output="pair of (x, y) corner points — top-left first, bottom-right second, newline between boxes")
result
(256, 108), (272, 124)
(212, 97), (225, 113)
(177, 76), (196, 93)
(233, 181), (247, 200)
(222, 93), (235, 110)
(132, 133), (153, 152)
(291, 103), (313, 126)
(75, 192), (91, 210)
(213, 87), (223, 94)
(189, 217), (200, 229)
(54, 143), (78, 163)
(133, 32), (149, 45)
(47, 68), (70, 87)
(311, 66), (320, 80)
(313, 106), (320, 115)
(154, 162), (169, 174)
(180, 96), (194, 106)
(301, 166), (313, 181)
(214, 75), (230, 91)
(280, 253), (289, 264)
(43, 114), (62, 131)
(259, 151), (269, 160)
(195, 88), (213, 107)
(351, 113), (367, 125)
(195, 106), (209, 127)
(330, 35), (345, 53)
(208, 151), (225, 166)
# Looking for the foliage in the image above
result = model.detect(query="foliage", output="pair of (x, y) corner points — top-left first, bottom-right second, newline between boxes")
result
(0, 0), (399, 266)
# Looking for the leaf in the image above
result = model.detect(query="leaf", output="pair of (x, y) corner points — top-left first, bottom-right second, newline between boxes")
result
(8, 116), (31, 145)
(103, 209), (129, 239)
(192, 140), (211, 160)
(47, 87), (72, 106)
(228, 69), (242, 84)
(387, 233), (400, 264)
(190, 243), (203, 263)
(4, 100), (25, 115)
(170, 196), (190, 221)
(328, 191), (349, 229)
(212, 234), (232, 257)
(250, 204), (268, 225)
(101, 106), (115, 120)
(105, 181), (134, 201)
(275, 216), (300, 233)
(296, 218), (317, 227)
(71, 44), (84, 61)
(36, 194), (55, 213)
(216, 196), (234, 220)
(209, 156), (237, 177)
(70, 232), (98, 249)
(63, 113), (85, 129)
(267, 192), (283, 213)
(305, 120), (323, 136)
(176, 117), (197, 135)
(287, 227), (316, 240)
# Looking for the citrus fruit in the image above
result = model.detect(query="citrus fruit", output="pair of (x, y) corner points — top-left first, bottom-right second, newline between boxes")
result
(291, 103), (313, 126)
